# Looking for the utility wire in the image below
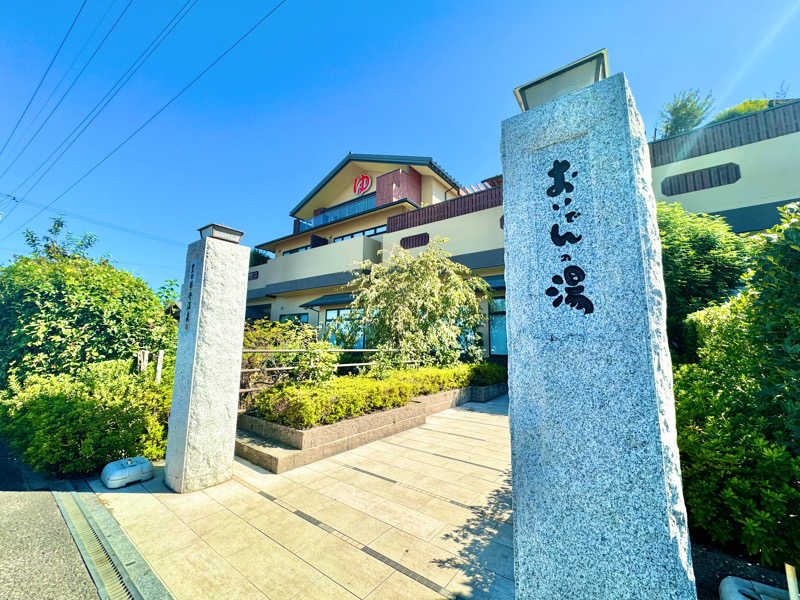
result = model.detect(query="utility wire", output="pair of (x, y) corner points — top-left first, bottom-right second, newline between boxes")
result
(0, 0), (289, 243)
(0, 0), (88, 160)
(17, 198), (186, 246)
(11, 0), (199, 198)
(21, 0), (122, 143)
(0, 0), (134, 179)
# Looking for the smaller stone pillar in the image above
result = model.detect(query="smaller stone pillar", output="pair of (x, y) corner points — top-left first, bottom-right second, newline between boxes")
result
(165, 224), (249, 493)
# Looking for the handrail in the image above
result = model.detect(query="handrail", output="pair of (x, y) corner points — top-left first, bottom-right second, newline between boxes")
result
(242, 348), (399, 354)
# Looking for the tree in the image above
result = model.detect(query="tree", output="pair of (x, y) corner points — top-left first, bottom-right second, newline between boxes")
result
(711, 99), (769, 124)
(249, 248), (270, 267)
(0, 220), (177, 385)
(345, 238), (490, 367)
(658, 89), (714, 138)
(657, 202), (753, 359)
(23, 216), (97, 260)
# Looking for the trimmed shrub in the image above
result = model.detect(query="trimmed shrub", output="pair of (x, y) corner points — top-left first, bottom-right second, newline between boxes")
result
(657, 202), (753, 359)
(0, 358), (173, 476)
(254, 362), (507, 429)
(711, 99), (769, 123)
(674, 203), (800, 567)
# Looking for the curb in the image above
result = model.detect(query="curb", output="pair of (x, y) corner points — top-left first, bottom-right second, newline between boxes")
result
(54, 481), (172, 600)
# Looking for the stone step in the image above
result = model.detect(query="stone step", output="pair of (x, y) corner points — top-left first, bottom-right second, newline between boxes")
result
(234, 385), (508, 473)
(235, 410), (426, 473)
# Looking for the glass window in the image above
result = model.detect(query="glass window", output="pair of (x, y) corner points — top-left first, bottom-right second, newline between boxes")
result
(489, 297), (507, 356)
(325, 308), (364, 348)
(332, 223), (388, 244)
(245, 305), (271, 322)
(279, 313), (308, 323)
(282, 245), (310, 256)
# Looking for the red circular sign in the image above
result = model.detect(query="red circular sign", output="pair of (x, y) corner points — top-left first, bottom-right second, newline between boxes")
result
(353, 174), (371, 195)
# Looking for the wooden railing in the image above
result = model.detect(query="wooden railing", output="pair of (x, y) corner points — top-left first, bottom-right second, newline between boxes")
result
(239, 348), (411, 407)
(386, 186), (502, 233)
(648, 100), (800, 167)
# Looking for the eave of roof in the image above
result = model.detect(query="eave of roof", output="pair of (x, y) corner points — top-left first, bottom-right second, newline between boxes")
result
(289, 153), (460, 218)
(257, 198), (418, 252)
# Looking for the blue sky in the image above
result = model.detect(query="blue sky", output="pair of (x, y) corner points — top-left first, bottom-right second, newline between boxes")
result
(0, 0), (798, 288)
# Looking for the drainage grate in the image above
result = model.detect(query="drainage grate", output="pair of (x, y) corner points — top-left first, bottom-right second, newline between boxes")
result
(54, 491), (137, 600)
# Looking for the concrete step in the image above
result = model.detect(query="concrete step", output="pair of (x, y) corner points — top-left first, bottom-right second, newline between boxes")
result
(235, 408), (426, 473)
(234, 385), (508, 474)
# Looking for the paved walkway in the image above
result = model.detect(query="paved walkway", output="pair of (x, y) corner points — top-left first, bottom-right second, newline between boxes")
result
(90, 396), (513, 599)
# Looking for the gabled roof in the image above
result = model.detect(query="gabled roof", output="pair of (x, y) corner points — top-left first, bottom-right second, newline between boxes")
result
(289, 153), (460, 217)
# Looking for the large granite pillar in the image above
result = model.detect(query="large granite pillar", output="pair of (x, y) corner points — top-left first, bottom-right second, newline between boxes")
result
(165, 224), (249, 494)
(501, 73), (697, 599)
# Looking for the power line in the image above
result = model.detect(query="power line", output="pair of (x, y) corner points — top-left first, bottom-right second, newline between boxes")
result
(0, 0), (134, 179)
(21, 0), (123, 142)
(0, 0), (289, 243)
(0, 193), (186, 247)
(0, 0), (88, 160)
(11, 0), (199, 198)
(20, 199), (186, 247)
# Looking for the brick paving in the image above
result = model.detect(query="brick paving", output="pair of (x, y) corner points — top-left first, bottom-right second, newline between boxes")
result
(90, 396), (513, 599)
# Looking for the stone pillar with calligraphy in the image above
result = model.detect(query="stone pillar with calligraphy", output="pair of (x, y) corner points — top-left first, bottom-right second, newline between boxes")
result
(165, 224), (250, 494)
(501, 73), (697, 598)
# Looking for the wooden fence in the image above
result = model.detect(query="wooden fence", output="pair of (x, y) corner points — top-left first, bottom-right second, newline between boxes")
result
(135, 349), (166, 383)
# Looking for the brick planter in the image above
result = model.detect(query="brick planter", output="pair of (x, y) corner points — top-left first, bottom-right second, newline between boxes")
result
(235, 383), (507, 473)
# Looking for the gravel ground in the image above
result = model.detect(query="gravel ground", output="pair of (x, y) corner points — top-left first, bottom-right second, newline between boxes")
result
(0, 441), (99, 600)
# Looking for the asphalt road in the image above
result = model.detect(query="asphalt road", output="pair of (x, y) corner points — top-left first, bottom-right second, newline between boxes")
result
(0, 440), (99, 600)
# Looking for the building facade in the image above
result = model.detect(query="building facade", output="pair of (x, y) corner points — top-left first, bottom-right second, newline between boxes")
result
(649, 99), (800, 231)
(248, 101), (800, 355)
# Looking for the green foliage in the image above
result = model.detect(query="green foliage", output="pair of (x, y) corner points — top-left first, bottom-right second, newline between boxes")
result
(254, 362), (507, 429)
(23, 216), (97, 260)
(346, 238), (490, 368)
(0, 254), (177, 386)
(241, 319), (336, 403)
(711, 99), (769, 123)
(674, 203), (800, 566)
(657, 202), (753, 358)
(659, 89), (714, 138)
(249, 249), (270, 267)
(0, 358), (174, 476)
(156, 279), (180, 307)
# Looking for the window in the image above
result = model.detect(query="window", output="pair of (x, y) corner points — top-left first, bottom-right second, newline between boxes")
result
(279, 313), (308, 323)
(333, 224), (387, 243)
(245, 304), (270, 322)
(283, 245), (311, 256)
(325, 308), (364, 348)
(489, 297), (507, 356)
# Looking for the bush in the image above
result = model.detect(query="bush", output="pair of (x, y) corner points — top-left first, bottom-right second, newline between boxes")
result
(254, 362), (507, 429)
(657, 202), (753, 359)
(0, 255), (176, 385)
(346, 239), (490, 367)
(0, 358), (174, 476)
(241, 319), (336, 395)
(674, 203), (800, 567)
(711, 99), (769, 123)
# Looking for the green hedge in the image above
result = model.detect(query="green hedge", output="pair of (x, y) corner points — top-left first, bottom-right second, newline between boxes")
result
(254, 362), (507, 429)
(673, 203), (800, 567)
(0, 358), (173, 476)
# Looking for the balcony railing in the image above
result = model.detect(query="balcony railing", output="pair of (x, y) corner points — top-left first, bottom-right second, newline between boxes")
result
(386, 186), (502, 233)
(298, 192), (377, 232)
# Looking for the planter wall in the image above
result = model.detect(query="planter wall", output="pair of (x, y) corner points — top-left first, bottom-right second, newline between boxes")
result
(237, 383), (508, 450)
